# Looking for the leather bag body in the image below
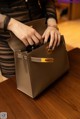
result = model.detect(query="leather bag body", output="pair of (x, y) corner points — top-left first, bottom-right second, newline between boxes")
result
(8, 18), (69, 98)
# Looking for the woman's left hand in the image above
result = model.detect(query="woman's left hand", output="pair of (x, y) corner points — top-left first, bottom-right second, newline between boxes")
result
(42, 26), (61, 50)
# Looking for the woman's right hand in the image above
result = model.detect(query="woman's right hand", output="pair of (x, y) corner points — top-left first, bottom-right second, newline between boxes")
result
(7, 18), (42, 46)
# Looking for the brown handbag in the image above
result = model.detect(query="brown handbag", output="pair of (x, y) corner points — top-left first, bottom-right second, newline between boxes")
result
(8, 18), (69, 98)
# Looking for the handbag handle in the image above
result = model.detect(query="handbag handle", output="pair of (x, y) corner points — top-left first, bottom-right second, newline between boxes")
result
(31, 57), (54, 63)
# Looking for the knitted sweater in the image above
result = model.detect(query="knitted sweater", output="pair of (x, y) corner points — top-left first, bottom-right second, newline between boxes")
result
(0, 0), (57, 39)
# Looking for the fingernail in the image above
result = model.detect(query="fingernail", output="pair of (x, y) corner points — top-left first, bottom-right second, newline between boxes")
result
(57, 42), (60, 46)
(57, 44), (59, 47)
(49, 45), (52, 49)
(44, 40), (47, 44)
(52, 47), (55, 50)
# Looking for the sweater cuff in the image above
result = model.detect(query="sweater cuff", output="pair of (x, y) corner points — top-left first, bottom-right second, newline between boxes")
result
(45, 13), (58, 24)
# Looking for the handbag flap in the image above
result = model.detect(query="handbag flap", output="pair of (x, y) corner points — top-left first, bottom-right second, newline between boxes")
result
(8, 18), (46, 51)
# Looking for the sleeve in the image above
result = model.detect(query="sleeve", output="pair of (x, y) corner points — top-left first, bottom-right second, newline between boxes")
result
(39, 0), (57, 22)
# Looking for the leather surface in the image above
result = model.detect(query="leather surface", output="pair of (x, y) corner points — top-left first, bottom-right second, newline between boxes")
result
(9, 18), (69, 98)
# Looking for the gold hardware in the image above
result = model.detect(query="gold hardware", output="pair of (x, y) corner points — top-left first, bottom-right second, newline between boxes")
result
(46, 46), (53, 54)
(41, 58), (54, 63)
(31, 57), (54, 63)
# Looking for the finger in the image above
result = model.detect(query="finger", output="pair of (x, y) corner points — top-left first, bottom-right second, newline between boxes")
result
(52, 33), (58, 50)
(22, 37), (29, 46)
(49, 32), (55, 48)
(25, 40), (29, 46)
(35, 31), (42, 40)
(44, 32), (50, 44)
(57, 33), (61, 46)
(27, 37), (34, 45)
(31, 35), (39, 45)
(41, 33), (45, 44)
(42, 32), (45, 39)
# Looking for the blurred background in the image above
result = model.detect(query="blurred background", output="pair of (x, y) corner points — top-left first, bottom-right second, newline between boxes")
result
(56, 1), (80, 22)
(55, 1), (80, 50)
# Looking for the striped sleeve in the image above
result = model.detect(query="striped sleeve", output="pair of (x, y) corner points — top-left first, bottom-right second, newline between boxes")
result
(39, 0), (57, 22)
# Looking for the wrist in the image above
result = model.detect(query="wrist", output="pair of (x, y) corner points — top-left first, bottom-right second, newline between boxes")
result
(47, 18), (57, 26)
(47, 18), (59, 30)
(7, 18), (16, 31)
(48, 25), (59, 30)
(0, 14), (6, 29)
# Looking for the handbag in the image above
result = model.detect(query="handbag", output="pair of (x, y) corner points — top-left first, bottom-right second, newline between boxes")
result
(8, 18), (69, 98)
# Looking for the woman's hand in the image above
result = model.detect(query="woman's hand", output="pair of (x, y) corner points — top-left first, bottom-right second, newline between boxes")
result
(7, 18), (42, 46)
(42, 26), (61, 50)
(42, 18), (61, 50)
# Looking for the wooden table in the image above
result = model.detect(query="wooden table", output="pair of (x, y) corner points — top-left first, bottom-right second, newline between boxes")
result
(0, 48), (80, 119)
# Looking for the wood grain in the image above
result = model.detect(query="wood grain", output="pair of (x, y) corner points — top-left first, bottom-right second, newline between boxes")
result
(0, 48), (80, 119)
